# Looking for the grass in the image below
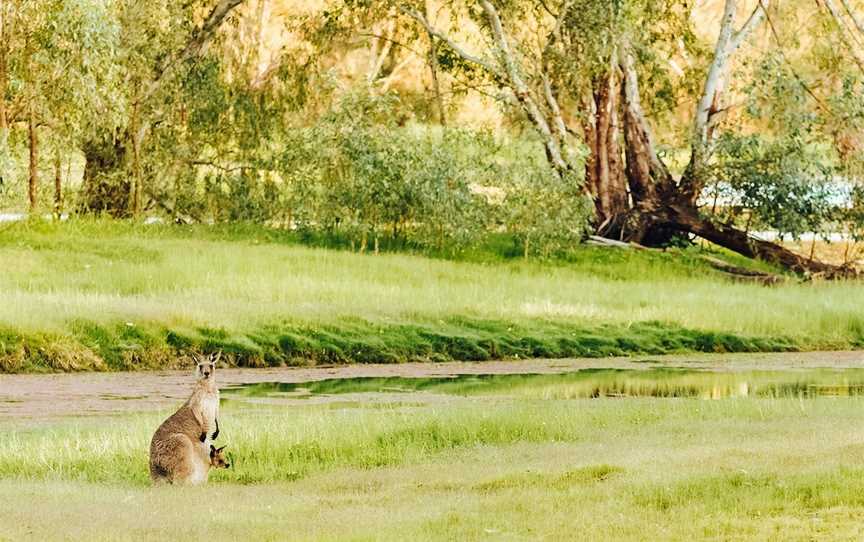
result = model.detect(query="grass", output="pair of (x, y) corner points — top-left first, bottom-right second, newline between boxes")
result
(4, 373), (864, 540)
(1, 219), (863, 371)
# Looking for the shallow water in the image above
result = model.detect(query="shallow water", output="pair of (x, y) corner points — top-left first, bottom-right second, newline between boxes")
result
(222, 368), (864, 401)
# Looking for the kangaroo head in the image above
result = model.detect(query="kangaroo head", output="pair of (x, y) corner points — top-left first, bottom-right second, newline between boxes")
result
(196, 352), (221, 381)
(209, 444), (230, 469)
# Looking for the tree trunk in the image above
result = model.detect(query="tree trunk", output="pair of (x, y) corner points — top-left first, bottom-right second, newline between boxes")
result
(80, 133), (130, 217)
(617, 46), (679, 244)
(666, 203), (842, 274)
(616, 36), (839, 274)
(28, 108), (38, 213)
(367, 14), (395, 84)
(53, 147), (62, 219)
(583, 65), (628, 234)
(129, 105), (145, 218)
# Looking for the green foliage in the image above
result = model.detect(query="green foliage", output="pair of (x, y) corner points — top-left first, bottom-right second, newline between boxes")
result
(0, 0), (121, 200)
(707, 133), (839, 239)
(743, 52), (819, 136)
(498, 168), (592, 258)
(257, 91), (591, 255)
(842, 185), (864, 242)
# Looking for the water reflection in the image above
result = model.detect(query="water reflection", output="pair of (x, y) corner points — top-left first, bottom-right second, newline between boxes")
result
(222, 368), (864, 400)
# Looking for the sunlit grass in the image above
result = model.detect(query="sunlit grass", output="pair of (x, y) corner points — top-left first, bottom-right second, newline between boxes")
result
(3, 387), (864, 540)
(1, 219), (863, 370)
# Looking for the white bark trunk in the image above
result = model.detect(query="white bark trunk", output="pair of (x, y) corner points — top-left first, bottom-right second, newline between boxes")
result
(368, 14), (396, 84)
(478, 0), (569, 174)
(691, 0), (738, 174)
(688, 0), (768, 188)
(402, 1), (571, 175)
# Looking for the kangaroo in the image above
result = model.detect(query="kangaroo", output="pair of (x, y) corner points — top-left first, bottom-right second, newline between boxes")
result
(149, 353), (222, 485)
(209, 444), (230, 470)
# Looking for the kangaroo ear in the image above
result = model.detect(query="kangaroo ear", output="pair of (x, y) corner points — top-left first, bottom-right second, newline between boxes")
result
(210, 444), (216, 457)
(216, 445), (227, 453)
(211, 351), (222, 365)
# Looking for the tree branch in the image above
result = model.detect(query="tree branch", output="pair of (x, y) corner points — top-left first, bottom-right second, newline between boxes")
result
(357, 32), (426, 60)
(138, 0), (245, 105)
(478, 0), (570, 174)
(189, 159), (262, 173)
(398, 5), (502, 77)
(729, 1), (768, 52)
(841, 0), (864, 37)
(821, 0), (864, 75)
(687, 0), (768, 189)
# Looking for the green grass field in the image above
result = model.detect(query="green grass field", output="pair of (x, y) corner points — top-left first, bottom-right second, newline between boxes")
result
(4, 370), (864, 540)
(2, 219), (863, 372)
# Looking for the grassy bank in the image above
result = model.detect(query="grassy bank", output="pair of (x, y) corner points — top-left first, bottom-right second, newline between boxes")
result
(3, 376), (864, 540)
(1, 220), (863, 371)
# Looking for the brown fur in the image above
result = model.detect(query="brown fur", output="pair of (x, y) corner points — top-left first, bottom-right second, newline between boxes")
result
(149, 353), (221, 484)
(209, 444), (230, 469)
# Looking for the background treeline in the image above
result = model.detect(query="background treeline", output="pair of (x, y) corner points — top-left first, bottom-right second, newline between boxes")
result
(3, 1), (864, 266)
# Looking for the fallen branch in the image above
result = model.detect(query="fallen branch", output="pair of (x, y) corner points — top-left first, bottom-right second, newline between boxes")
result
(698, 255), (786, 285)
(586, 235), (656, 250)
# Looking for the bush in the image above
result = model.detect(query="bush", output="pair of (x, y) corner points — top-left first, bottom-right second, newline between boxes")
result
(271, 91), (592, 255)
(706, 134), (839, 239)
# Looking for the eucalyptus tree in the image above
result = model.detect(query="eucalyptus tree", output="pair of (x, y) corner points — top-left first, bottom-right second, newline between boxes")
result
(819, 0), (864, 73)
(813, 0), (864, 168)
(0, 1), (8, 188)
(0, 0), (119, 213)
(78, 0), (245, 217)
(394, 0), (849, 272)
(401, 1), (583, 184)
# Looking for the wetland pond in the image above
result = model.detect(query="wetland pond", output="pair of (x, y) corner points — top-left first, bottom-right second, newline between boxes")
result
(221, 367), (864, 404)
(5, 354), (864, 420)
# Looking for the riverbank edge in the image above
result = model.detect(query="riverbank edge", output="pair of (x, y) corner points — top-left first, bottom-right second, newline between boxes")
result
(0, 317), (827, 373)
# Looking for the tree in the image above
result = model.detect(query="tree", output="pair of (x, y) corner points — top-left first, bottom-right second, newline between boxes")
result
(819, 0), (864, 75)
(78, 0), (245, 217)
(0, 0), (8, 187)
(398, 0), (849, 273)
(0, 0), (120, 214)
(401, 1), (581, 181)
